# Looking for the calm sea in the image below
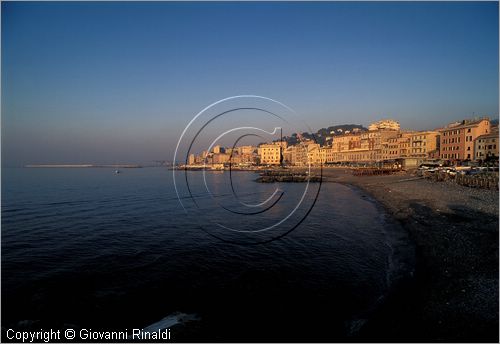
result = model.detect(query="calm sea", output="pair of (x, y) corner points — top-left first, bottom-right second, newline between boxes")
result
(2, 167), (413, 341)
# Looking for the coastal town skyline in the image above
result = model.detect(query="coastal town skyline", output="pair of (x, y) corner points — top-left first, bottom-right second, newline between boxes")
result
(182, 116), (498, 168)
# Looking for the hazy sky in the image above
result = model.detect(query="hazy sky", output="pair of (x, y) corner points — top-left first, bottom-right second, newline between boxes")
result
(2, 1), (498, 166)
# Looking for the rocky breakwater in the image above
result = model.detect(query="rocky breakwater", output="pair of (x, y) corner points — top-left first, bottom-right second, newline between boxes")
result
(255, 170), (322, 183)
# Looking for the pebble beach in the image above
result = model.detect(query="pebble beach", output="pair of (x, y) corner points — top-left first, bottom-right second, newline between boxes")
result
(321, 168), (499, 341)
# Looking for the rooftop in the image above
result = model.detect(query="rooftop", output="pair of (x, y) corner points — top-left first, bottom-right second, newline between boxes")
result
(442, 117), (490, 130)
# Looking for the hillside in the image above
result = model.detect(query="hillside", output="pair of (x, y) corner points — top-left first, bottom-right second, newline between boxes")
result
(280, 124), (367, 146)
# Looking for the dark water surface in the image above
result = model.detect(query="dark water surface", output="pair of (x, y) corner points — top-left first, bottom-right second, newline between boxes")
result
(2, 167), (413, 341)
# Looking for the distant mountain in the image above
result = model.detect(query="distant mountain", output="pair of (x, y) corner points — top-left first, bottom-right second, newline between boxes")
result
(279, 124), (367, 146)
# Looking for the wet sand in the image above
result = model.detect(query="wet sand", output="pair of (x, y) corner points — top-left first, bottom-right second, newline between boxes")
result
(321, 168), (499, 342)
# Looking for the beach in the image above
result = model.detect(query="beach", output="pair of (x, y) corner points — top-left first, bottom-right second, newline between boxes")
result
(320, 168), (499, 341)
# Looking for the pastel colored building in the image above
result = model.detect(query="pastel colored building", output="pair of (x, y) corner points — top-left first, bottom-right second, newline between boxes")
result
(474, 133), (499, 160)
(368, 119), (400, 131)
(259, 142), (286, 165)
(381, 132), (413, 160)
(439, 118), (491, 160)
(409, 131), (439, 159)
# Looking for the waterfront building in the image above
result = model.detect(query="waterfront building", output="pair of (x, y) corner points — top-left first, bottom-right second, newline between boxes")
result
(284, 145), (305, 166)
(333, 132), (361, 152)
(381, 132), (413, 160)
(283, 146), (294, 165)
(259, 142), (285, 165)
(194, 154), (204, 164)
(306, 142), (325, 165)
(439, 118), (491, 160)
(325, 129), (399, 163)
(409, 131), (439, 159)
(283, 141), (324, 166)
(212, 153), (230, 164)
(237, 146), (255, 155)
(366, 129), (400, 160)
(226, 151), (241, 164)
(188, 154), (195, 165)
(228, 146), (257, 165)
(474, 133), (499, 160)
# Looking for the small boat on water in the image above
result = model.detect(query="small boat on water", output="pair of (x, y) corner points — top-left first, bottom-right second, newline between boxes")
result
(114, 170), (120, 174)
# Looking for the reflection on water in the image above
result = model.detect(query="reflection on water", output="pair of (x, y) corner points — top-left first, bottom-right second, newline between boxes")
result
(2, 168), (413, 341)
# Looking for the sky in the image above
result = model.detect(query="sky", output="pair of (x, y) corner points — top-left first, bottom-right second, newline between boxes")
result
(2, 1), (498, 166)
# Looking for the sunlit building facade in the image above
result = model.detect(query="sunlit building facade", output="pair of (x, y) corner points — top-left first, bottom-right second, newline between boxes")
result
(439, 118), (490, 160)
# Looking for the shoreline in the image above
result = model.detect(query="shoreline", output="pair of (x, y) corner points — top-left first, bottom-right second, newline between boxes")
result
(24, 164), (143, 168)
(320, 168), (499, 341)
